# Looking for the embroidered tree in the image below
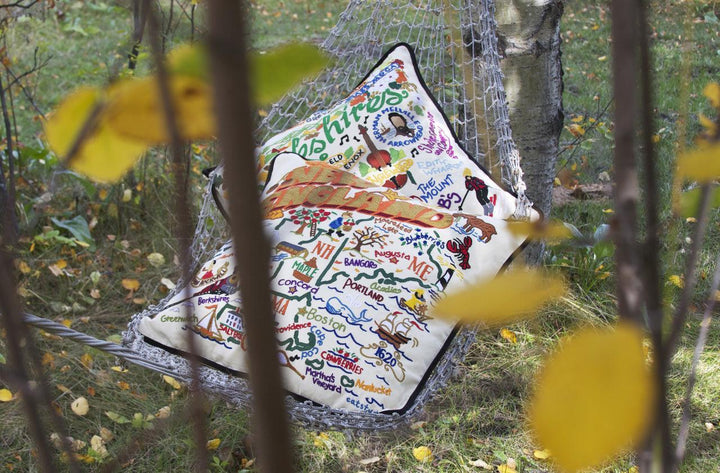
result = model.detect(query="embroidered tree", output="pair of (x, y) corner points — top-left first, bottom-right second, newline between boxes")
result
(349, 227), (388, 253)
(289, 208), (330, 237)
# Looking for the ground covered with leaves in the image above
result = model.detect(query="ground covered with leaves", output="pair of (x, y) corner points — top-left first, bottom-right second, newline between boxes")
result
(1, 0), (720, 472)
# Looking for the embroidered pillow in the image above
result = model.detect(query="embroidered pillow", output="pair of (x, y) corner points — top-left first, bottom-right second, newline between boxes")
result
(139, 154), (530, 414)
(210, 42), (539, 224)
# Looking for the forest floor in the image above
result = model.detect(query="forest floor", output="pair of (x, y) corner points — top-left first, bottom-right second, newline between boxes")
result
(1, 0), (720, 472)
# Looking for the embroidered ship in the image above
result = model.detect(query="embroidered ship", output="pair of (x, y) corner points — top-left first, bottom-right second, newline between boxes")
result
(192, 303), (230, 347)
(375, 311), (422, 350)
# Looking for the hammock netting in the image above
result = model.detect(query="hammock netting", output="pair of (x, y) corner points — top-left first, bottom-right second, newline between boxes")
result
(26, 0), (532, 431)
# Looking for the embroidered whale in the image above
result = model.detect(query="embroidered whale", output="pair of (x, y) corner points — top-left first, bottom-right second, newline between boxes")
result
(325, 297), (372, 324)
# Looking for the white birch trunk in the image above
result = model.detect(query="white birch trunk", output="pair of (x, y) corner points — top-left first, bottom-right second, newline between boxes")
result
(495, 0), (564, 263)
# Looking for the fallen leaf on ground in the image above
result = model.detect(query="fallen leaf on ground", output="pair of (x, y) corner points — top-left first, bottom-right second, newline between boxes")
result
(533, 449), (551, 459)
(500, 328), (517, 344)
(121, 279), (140, 291)
(412, 446), (432, 462)
(468, 458), (491, 469)
(71, 397), (89, 416)
(162, 375), (182, 390)
(0, 388), (14, 402)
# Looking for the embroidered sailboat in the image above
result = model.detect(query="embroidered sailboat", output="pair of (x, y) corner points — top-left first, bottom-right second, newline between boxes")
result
(193, 304), (226, 344)
(375, 311), (421, 350)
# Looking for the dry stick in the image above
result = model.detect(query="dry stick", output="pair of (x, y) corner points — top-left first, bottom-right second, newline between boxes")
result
(610, 0), (643, 324)
(0, 253), (55, 472)
(143, 2), (209, 471)
(675, 253), (720, 467)
(637, 1), (673, 469)
(206, 1), (295, 472)
(664, 184), (713, 361)
(0, 74), (18, 244)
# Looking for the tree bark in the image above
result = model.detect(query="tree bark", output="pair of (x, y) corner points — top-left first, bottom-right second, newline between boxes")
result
(494, 0), (564, 264)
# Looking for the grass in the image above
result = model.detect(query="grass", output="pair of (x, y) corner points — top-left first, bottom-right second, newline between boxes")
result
(1, 0), (720, 472)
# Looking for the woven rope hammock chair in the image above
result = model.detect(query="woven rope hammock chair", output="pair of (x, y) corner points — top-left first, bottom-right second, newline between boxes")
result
(23, 0), (534, 431)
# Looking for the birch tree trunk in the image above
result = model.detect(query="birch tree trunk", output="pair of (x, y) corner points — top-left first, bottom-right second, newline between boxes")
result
(495, 0), (564, 263)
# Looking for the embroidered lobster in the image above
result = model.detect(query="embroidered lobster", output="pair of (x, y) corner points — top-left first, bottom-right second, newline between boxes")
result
(447, 236), (473, 270)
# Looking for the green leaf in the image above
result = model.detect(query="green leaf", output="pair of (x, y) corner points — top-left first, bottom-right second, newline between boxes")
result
(251, 43), (330, 105)
(679, 185), (720, 218)
(105, 411), (130, 424)
(51, 216), (95, 250)
(0, 353), (6, 364)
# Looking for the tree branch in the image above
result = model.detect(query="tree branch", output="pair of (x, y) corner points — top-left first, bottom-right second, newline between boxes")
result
(143, 1), (209, 471)
(206, 1), (295, 471)
(674, 253), (720, 468)
(610, 0), (643, 323)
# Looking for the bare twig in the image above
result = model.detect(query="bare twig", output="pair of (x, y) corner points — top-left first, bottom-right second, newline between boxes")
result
(664, 184), (713, 361)
(675, 254), (720, 468)
(206, 1), (295, 471)
(0, 74), (18, 244)
(638, 1), (673, 468)
(0, 0), (39, 9)
(143, 1), (209, 471)
(0, 247), (83, 473)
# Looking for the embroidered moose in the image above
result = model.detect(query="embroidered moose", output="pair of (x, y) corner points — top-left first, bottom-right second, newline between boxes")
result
(454, 213), (497, 243)
(446, 236), (473, 270)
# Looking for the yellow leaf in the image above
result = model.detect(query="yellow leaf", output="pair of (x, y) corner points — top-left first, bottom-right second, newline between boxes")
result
(42, 352), (55, 367)
(0, 388), (14, 402)
(699, 114), (717, 135)
(566, 123), (585, 137)
(80, 353), (93, 369)
(71, 397), (90, 416)
(432, 269), (565, 327)
(528, 322), (655, 472)
(412, 446), (432, 462)
(44, 87), (148, 183)
(533, 449), (551, 460)
(500, 328), (517, 344)
(704, 82), (720, 109)
(98, 189), (108, 200)
(668, 274), (684, 288)
(508, 220), (572, 244)
(116, 381), (130, 390)
(122, 189), (132, 202)
(17, 261), (31, 274)
(105, 75), (216, 143)
(121, 279), (140, 291)
(206, 438), (221, 451)
(55, 259), (67, 269)
(110, 366), (128, 373)
(676, 143), (720, 183)
(162, 375), (182, 390)
(497, 464), (518, 473)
